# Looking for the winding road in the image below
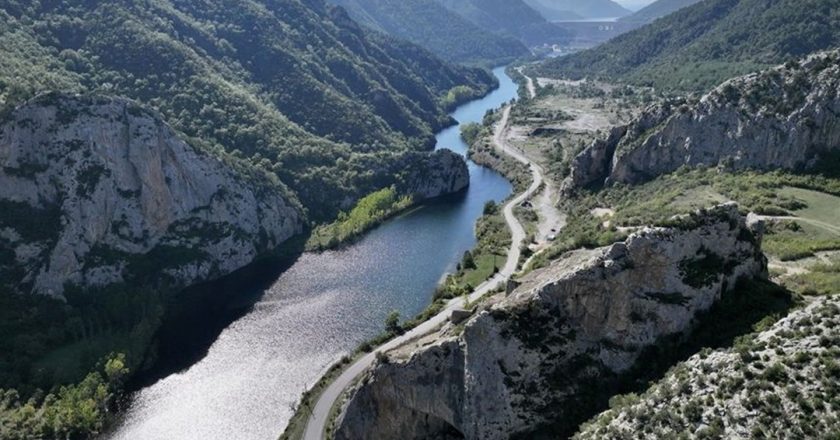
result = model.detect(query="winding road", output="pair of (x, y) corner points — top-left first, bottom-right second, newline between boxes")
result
(301, 104), (544, 440)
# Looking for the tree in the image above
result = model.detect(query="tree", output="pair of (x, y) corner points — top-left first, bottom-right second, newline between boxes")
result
(483, 200), (498, 215)
(462, 250), (476, 270)
(384, 310), (402, 335)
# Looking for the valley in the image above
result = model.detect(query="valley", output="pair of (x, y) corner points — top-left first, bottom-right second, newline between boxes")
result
(2, 0), (840, 439)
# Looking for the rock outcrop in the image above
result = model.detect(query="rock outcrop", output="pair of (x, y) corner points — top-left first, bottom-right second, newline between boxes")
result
(403, 148), (470, 199)
(0, 93), (303, 297)
(564, 50), (840, 192)
(575, 296), (840, 439)
(334, 204), (767, 440)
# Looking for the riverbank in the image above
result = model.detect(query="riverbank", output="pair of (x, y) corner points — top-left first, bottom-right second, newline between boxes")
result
(297, 84), (545, 440)
(106, 68), (516, 440)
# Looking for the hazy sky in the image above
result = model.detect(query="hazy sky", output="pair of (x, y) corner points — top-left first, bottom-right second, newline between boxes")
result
(614, 0), (656, 10)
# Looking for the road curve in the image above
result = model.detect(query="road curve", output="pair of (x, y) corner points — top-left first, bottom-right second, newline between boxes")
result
(301, 105), (543, 440)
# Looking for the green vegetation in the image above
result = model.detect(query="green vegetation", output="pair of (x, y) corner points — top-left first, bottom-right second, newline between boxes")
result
(459, 123), (483, 148)
(535, 0), (840, 91)
(306, 187), (414, 251)
(785, 258), (840, 296)
(436, 207), (510, 299)
(0, 353), (128, 440)
(330, 0), (527, 65)
(529, 166), (840, 272)
(576, 294), (840, 440)
(0, 0), (494, 221)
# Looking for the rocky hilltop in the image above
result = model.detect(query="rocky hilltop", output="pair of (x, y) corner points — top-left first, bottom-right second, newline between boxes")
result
(401, 149), (470, 199)
(334, 204), (767, 439)
(564, 50), (840, 192)
(0, 93), (303, 297)
(576, 296), (840, 439)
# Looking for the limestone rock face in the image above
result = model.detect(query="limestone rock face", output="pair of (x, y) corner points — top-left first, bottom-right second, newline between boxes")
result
(563, 50), (840, 192)
(334, 204), (767, 440)
(404, 148), (470, 199)
(0, 93), (303, 297)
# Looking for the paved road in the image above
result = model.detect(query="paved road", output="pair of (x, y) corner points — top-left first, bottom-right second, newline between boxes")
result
(301, 105), (543, 440)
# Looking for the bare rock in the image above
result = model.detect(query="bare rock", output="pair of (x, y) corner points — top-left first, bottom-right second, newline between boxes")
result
(334, 204), (767, 440)
(0, 93), (303, 297)
(563, 50), (840, 192)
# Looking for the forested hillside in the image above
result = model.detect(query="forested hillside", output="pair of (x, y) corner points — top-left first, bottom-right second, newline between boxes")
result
(523, 0), (630, 20)
(0, 0), (498, 435)
(534, 0), (840, 91)
(0, 0), (495, 220)
(329, 0), (528, 65)
(435, 0), (571, 47)
(619, 0), (703, 23)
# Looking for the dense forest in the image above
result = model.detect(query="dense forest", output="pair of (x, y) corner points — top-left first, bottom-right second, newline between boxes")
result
(0, 0), (496, 220)
(534, 0), (840, 91)
(330, 0), (527, 65)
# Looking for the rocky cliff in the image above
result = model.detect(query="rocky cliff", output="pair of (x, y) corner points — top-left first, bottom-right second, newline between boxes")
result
(575, 296), (840, 439)
(0, 93), (303, 297)
(402, 149), (470, 199)
(334, 204), (767, 439)
(564, 50), (840, 192)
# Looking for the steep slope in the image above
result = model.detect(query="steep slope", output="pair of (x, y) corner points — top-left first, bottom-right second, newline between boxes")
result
(534, 0), (840, 91)
(619, 0), (703, 23)
(524, 0), (631, 20)
(0, 93), (303, 297)
(563, 50), (840, 192)
(576, 296), (840, 439)
(329, 0), (528, 65)
(334, 204), (768, 439)
(435, 0), (571, 46)
(0, 93), (303, 395)
(0, 0), (494, 219)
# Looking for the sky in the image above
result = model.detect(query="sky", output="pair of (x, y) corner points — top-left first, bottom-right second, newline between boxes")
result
(614, 0), (656, 11)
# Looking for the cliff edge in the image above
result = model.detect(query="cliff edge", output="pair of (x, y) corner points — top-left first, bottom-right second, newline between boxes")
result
(333, 203), (768, 439)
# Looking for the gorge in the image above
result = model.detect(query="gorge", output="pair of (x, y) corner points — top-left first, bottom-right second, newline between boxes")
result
(105, 67), (518, 440)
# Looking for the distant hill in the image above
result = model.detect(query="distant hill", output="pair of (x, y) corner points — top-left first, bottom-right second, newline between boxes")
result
(620, 0), (703, 23)
(435, 0), (571, 46)
(521, 0), (582, 21)
(534, 0), (840, 91)
(524, 0), (631, 20)
(330, 0), (528, 65)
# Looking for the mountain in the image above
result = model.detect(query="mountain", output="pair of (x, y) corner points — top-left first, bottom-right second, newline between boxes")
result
(563, 50), (840, 192)
(620, 0), (703, 23)
(521, 0), (582, 21)
(0, 0), (495, 221)
(534, 0), (840, 91)
(329, 0), (528, 65)
(524, 0), (631, 20)
(435, 0), (572, 46)
(333, 204), (768, 439)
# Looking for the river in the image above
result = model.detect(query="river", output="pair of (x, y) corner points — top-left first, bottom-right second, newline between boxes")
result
(106, 66), (518, 440)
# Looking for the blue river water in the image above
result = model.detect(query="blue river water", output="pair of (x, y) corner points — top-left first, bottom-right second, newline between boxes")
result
(107, 67), (518, 440)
